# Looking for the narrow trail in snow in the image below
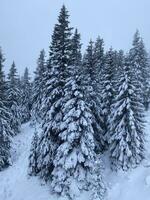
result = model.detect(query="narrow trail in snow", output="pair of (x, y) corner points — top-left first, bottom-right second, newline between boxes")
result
(0, 122), (50, 200)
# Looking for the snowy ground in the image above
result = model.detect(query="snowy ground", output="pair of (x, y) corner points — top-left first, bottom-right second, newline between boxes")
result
(0, 111), (150, 200)
(0, 123), (51, 200)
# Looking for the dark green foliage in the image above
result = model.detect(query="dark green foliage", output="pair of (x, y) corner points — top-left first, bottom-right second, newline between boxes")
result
(21, 67), (32, 123)
(109, 59), (145, 170)
(82, 40), (105, 152)
(32, 49), (46, 123)
(101, 48), (117, 148)
(51, 28), (106, 199)
(32, 5), (73, 181)
(129, 30), (150, 109)
(0, 47), (12, 171)
(7, 62), (21, 134)
(28, 130), (39, 175)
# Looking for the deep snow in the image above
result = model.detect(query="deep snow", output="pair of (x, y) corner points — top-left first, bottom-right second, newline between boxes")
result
(0, 123), (51, 200)
(0, 111), (150, 200)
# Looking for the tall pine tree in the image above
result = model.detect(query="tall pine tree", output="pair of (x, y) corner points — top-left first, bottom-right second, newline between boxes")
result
(32, 49), (46, 123)
(29, 7), (106, 199)
(0, 47), (12, 170)
(82, 40), (104, 152)
(51, 29), (106, 200)
(101, 48), (116, 148)
(21, 67), (32, 123)
(129, 30), (150, 109)
(29, 5), (73, 180)
(109, 56), (145, 170)
(7, 61), (21, 134)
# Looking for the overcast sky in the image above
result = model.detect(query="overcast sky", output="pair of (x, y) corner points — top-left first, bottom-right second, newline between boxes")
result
(1, 0), (150, 75)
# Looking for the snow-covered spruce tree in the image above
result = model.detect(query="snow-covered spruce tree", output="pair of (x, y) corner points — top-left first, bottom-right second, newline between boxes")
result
(70, 29), (82, 67)
(93, 36), (105, 88)
(32, 49), (46, 123)
(129, 30), (150, 109)
(7, 61), (21, 134)
(93, 37), (106, 150)
(0, 47), (12, 170)
(139, 39), (150, 109)
(109, 57), (145, 170)
(101, 48), (117, 147)
(113, 50), (125, 94)
(31, 5), (73, 181)
(51, 29), (106, 200)
(82, 40), (105, 152)
(21, 67), (32, 123)
(28, 129), (39, 175)
(31, 59), (55, 181)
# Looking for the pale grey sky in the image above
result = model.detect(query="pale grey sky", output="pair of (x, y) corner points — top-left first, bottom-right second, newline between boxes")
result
(1, 0), (150, 75)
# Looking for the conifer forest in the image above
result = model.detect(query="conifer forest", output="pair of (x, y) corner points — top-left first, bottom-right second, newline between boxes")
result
(1, 3), (150, 200)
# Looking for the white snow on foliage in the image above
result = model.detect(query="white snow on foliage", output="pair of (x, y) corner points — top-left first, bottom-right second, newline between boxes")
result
(104, 109), (150, 200)
(1, 110), (150, 200)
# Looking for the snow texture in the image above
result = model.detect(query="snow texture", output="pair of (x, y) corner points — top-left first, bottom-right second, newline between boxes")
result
(0, 123), (51, 200)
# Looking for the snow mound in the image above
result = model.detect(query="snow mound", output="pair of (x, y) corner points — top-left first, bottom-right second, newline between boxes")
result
(145, 176), (150, 187)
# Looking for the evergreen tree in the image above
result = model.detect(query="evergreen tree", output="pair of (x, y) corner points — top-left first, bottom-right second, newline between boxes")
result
(139, 39), (150, 109)
(28, 129), (39, 175)
(32, 49), (46, 123)
(7, 61), (21, 134)
(70, 29), (82, 66)
(109, 57), (145, 170)
(113, 50), (125, 94)
(32, 5), (73, 181)
(0, 48), (6, 101)
(101, 48), (116, 147)
(0, 47), (12, 170)
(51, 29), (106, 200)
(129, 30), (150, 109)
(82, 40), (104, 152)
(21, 67), (32, 123)
(29, 6), (106, 199)
(93, 36), (105, 87)
(93, 37), (105, 150)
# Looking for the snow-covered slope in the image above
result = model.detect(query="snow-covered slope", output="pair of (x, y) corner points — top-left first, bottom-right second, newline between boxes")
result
(1, 111), (150, 200)
(0, 122), (51, 200)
